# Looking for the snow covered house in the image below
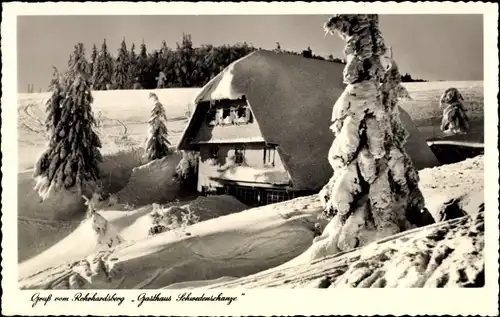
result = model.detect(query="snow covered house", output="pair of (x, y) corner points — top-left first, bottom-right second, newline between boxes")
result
(177, 50), (440, 206)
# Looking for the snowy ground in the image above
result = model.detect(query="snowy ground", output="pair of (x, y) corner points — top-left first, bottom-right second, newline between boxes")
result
(16, 82), (485, 288)
(19, 156), (484, 289)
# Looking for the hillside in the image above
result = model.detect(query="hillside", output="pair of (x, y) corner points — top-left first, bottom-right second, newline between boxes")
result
(17, 88), (199, 171)
(18, 156), (484, 289)
(17, 81), (484, 171)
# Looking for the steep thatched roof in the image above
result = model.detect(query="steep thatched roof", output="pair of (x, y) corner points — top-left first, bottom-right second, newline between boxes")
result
(178, 50), (439, 190)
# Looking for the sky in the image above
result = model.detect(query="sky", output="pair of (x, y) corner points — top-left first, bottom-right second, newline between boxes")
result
(17, 14), (483, 93)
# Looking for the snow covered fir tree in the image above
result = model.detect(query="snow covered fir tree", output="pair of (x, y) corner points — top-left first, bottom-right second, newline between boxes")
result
(92, 39), (114, 90)
(111, 39), (131, 89)
(33, 43), (103, 200)
(439, 87), (470, 135)
(306, 14), (435, 259)
(44, 67), (64, 133)
(145, 92), (171, 161)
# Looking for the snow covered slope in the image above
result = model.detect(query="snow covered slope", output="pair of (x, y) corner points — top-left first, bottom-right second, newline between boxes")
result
(17, 88), (200, 171)
(19, 156), (484, 289)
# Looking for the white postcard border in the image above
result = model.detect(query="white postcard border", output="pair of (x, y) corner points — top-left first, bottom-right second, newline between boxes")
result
(2, 2), (499, 316)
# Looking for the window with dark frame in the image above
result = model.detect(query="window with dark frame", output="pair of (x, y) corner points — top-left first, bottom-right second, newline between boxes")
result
(234, 147), (245, 164)
(236, 107), (247, 118)
(263, 145), (276, 167)
(210, 145), (219, 159)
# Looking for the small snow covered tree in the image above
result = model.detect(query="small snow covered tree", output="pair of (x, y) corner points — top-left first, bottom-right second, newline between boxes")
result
(44, 67), (65, 133)
(314, 15), (433, 256)
(111, 39), (131, 90)
(145, 92), (171, 161)
(33, 43), (102, 200)
(440, 87), (470, 135)
(175, 150), (199, 190)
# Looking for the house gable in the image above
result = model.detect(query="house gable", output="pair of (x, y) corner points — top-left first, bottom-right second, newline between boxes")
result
(179, 49), (440, 192)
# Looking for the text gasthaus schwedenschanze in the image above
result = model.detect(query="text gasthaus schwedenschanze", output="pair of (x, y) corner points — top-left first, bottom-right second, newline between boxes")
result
(137, 292), (240, 307)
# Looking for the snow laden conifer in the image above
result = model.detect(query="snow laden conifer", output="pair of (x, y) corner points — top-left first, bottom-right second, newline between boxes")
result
(33, 43), (102, 200)
(44, 67), (65, 133)
(92, 39), (114, 90)
(145, 92), (171, 161)
(90, 44), (98, 86)
(111, 39), (130, 89)
(128, 43), (138, 89)
(439, 87), (470, 135)
(136, 41), (149, 87)
(310, 15), (433, 258)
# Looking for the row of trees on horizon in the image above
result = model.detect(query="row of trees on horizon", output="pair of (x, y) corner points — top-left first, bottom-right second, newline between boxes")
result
(37, 33), (425, 93)
(82, 33), (348, 91)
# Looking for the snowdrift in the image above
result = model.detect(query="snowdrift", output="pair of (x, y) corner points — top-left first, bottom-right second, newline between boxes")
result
(19, 195), (249, 278)
(209, 210), (484, 288)
(98, 147), (148, 194)
(18, 156), (484, 289)
(419, 155), (484, 221)
(19, 196), (324, 289)
(183, 195), (248, 221)
(113, 153), (182, 207)
(18, 150), (182, 263)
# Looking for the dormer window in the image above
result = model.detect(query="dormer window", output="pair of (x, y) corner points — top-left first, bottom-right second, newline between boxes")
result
(207, 104), (252, 127)
(235, 106), (252, 124)
(221, 108), (232, 125)
(263, 145), (276, 167)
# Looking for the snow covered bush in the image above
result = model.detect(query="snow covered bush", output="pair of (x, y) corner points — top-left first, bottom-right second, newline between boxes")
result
(83, 194), (124, 249)
(148, 203), (200, 236)
(156, 71), (167, 88)
(175, 150), (199, 189)
(316, 14), (433, 255)
(33, 43), (103, 200)
(145, 93), (171, 161)
(440, 87), (470, 135)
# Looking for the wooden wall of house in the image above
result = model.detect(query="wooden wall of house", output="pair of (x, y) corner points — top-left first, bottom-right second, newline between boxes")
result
(197, 143), (288, 192)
